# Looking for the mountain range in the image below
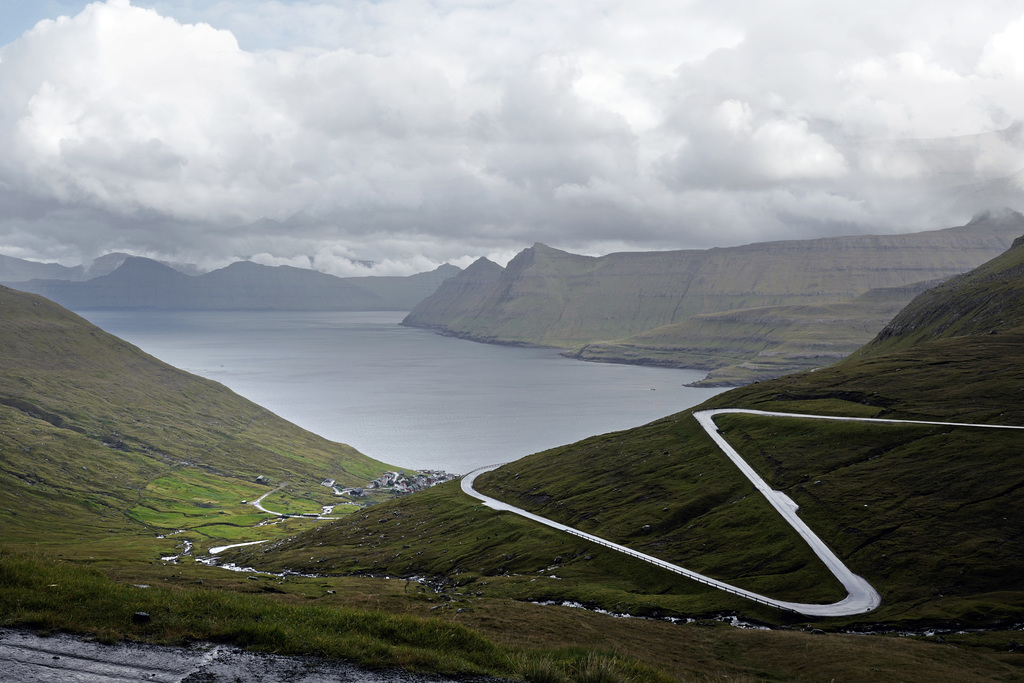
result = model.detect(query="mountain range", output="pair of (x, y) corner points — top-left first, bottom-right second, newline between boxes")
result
(4, 256), (460, 311)
(0, 252), (202, 282)
(405, 210), (1024, 384)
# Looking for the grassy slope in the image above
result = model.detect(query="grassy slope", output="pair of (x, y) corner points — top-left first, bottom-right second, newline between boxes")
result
(0, 285), (390, 555)
(468, 237), (1024, 627)
(256, 329), (1024, 627)
(853, 234), (1024, 358)
(235, 236), (1024, 678)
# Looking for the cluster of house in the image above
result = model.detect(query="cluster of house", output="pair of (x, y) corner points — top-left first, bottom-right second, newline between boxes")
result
(368, 469), (458, 495)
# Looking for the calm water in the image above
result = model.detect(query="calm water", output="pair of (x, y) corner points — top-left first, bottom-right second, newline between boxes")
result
(80, 310), (725, 472)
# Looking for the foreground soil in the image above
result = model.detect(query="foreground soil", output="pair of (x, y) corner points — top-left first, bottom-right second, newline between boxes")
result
(0, 628), (508, 683)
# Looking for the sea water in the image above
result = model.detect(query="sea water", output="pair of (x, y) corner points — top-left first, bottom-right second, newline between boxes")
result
(81, 310), (726, 472)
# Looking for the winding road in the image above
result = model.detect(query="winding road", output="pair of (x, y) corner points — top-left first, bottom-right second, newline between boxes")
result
(461, 408), (1024, 617)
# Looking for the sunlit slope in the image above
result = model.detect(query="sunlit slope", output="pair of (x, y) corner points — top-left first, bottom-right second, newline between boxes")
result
(0, 286), (388, 546)
(253, 235), (1024, 628)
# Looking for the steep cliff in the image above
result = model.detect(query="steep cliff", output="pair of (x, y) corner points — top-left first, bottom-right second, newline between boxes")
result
(404, 211), (1024, 376)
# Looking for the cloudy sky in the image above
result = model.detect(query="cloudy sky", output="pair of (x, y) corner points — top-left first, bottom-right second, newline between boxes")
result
(1, 0), (1023, 275)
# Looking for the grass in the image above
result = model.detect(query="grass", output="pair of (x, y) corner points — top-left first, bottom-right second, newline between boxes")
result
(474, 419), (849, 606)
(4, 548), (1021, 682)
(0, 549), (505, 674)
(712, 413), (1024, 626)
(0, 285), (399, 556)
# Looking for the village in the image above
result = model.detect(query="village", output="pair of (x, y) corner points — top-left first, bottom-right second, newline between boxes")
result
(322, 469), (459, 500)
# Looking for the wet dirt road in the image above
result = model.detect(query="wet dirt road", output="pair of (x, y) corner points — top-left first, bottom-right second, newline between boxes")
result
(0, 628), (506, 682)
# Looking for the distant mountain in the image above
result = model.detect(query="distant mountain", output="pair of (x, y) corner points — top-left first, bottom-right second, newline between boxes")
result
(9, 258), (460, 311)
(0, 254), (77, 282)
(0, 252), (194, 283)
(340, 263), (462, 310)
(404, 211), (1024, 381)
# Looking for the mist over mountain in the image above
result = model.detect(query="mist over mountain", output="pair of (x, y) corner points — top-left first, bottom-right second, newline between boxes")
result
(0, 252), (205, 284)
(6, 257), (460, 311)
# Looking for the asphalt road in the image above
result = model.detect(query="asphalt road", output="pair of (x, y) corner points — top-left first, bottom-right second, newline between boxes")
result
(461, 407), (1024, 617)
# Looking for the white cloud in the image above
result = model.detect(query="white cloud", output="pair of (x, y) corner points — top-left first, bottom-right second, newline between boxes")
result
(979, 15), (1024, 79)
(0, 0), (1023, 268)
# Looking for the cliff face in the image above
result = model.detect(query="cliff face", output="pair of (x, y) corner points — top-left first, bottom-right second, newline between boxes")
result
(9, 259), (460, 311)
(403, 212), (1024, 354)
(400, 256), (510, 339)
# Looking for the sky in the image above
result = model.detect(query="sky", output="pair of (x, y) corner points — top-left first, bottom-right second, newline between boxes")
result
(1, 0), (1023, 275)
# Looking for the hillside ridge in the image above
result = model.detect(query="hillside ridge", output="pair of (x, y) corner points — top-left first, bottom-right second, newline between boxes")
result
(405, 212), (1024, 381)
(0, 284), (389, 547)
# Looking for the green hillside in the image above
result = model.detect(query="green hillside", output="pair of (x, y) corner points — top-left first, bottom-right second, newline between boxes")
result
(230, 231), (1024, 679)
(852, 234), (1024, 359)
(248, 324), (1024, 626)
(0, 285), (389, 555)
(0, 285), (682, 680)
(463, 235), (1024, 627)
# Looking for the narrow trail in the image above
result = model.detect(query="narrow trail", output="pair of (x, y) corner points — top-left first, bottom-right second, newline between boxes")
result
(462, 408), (1024, 617)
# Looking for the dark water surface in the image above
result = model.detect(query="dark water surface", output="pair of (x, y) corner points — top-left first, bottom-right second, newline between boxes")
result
(82, 311), (725, 472)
